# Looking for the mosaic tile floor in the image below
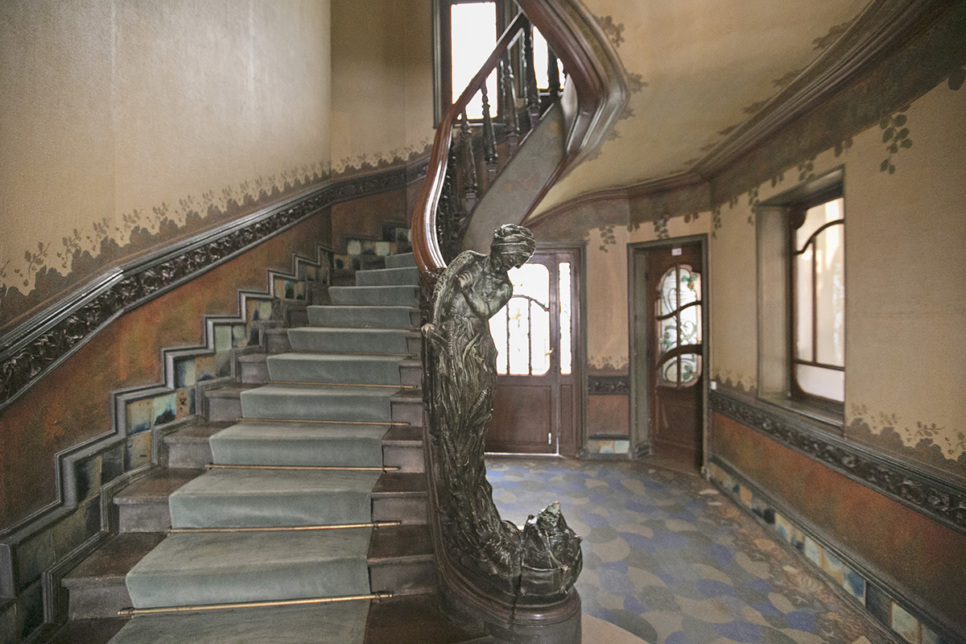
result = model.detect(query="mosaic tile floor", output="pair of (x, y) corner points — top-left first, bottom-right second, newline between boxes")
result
(486, 457), (896, 644)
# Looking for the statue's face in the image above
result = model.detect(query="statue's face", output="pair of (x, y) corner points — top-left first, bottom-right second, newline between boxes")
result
(492, 247), (530, 271)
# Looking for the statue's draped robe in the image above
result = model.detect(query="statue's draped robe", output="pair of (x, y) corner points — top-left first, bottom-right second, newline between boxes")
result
(425, 250), (581, 598)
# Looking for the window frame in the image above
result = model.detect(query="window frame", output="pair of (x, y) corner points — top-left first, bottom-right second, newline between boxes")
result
(786, 194), (845, 410)
(756, 168), (845, 425)
(432, 0), (515, 125)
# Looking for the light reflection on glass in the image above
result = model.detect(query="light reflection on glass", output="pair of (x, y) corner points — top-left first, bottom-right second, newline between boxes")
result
(559, 262), (572, 375)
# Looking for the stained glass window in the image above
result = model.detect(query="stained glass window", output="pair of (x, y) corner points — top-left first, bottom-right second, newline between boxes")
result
(655, 265), (702, 387)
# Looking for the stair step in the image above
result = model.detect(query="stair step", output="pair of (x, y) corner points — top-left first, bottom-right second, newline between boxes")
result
(205, 384), (257, 422)
(382, 426), (424, 473)
(372, 473), (428, 525)
(368, 524), (434, 596)
(364, 594), (490, 643)
(62, 533), (166, 619)
(210, 422), (387, 468)
(266, 353), (404, 385)
(384, 253), (416, 269)
(109, 599), (370, 644)
(307, 304), (419, 329)
(390, 391), (424, 427)
(125, 529), (372, 608)
(46, 618), (128, 644)
(164, 421), (230, 469)
(237, 353), (269, 384)
(329, 285), (419, 307)
(114, 470), (203, 533)
(168, 469), (382, 529)
(263, 328), (292, 354)
(288, 327), (418, 355)
(355, 265), (420, 286)
(241, 385), (398, 423)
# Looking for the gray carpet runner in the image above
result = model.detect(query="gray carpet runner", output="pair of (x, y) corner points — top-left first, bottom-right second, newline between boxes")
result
(112, 253), (419, 642)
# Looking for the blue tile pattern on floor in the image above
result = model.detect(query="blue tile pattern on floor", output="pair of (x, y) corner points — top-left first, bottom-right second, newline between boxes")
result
(486, 458), (892, 644)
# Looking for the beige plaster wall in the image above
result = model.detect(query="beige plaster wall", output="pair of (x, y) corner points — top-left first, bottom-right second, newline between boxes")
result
(709, 78), (966, 476)
(330, 0), (434, 174)
(0, 0), (332, 329)
(532, 0), (868, 216)
(541, 74), (965, 477)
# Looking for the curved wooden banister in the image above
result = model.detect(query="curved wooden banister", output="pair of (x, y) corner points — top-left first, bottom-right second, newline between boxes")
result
(411, 0), (627, 275)
(414, 4), (628, 639)
(411, 13), (530, 274)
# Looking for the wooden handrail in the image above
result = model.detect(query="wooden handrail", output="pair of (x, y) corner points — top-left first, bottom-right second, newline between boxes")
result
(411, 0), (626, 275)
(411, 13), (529, 274)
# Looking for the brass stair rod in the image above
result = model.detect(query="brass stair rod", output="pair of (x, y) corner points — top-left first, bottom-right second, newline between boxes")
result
(168, 521), (402, 534)
(206, 464), (399, 472)
(272, 380), (419, 390)
(240, 418), (410, 426)
(118, 592), (393, 616)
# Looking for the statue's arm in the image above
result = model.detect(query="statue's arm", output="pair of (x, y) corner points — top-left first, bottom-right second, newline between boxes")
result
(460, 278), (512, 319)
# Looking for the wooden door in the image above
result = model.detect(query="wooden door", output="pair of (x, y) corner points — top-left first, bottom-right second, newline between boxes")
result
(643, 243), (704, 467)
(486, 249), (579, 455)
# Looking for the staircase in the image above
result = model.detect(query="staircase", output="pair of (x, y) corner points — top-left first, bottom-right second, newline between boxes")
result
(58, 253), (485, 642)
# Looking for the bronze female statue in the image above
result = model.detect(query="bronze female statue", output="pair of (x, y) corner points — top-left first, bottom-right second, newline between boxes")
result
(423, 224), (582, 600)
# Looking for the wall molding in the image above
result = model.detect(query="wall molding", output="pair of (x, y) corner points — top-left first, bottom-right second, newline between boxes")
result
(529, 0), (963, 226)
(710, 390), (966, 537)
(588, 374), (629, 396)
(709, 456), (961, 643)
(0, 163), (423, 413)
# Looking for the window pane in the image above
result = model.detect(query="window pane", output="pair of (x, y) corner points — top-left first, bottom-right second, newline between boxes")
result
(491, 306), (509, 374)
(506, 297), (531, 375)
(814, 222), (845, 366)
(796, 198), (842, 250)
(489, 263), (550, 376)
(656, 265), (702, 387)
(530, 301), (550, 375)
(559, 262), (572, 375)
(451, 3), (497, 119)
(795, 246), (814, 361)
(532, 28), (564, 90)
(796, 364), (844, 402)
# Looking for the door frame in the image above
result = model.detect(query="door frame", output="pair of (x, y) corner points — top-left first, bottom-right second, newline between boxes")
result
(486, 242), (586, 456)
(627, 234), (710, 474)
(539, 242), (587, 457)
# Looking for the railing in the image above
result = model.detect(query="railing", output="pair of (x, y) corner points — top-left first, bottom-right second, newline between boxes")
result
(412, 0), (627, 276)
(413, 1), (628, 640)
(413, 12), (534, 271)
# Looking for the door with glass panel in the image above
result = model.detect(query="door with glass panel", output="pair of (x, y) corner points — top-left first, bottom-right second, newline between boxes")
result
(486, 249), (579, 455)
(640, 242), (704, 467)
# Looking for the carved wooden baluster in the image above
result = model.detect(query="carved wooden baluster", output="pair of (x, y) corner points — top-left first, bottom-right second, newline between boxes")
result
(435, 141), (462, 263)
(547, 44), (561, 101)
(480, 81), (498, 183)
(523, 21), (540, 125)
(500, 53), (520, 153)
(459, 109), (478, 213)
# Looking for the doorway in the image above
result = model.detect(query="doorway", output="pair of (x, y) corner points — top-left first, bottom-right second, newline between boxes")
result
(629, 236), (709, 471)
(486, 248), (581, 455)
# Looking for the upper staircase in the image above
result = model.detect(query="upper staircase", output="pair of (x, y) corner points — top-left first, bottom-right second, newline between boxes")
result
(57, 253), (485, 643)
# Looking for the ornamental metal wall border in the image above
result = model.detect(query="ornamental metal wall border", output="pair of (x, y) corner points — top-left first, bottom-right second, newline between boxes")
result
(710, 390), (966, 537)
(588, 374), (630, 396)
(0, 164), (423, 413)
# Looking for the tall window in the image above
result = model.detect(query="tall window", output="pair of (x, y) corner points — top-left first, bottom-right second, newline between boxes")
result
(790, 197), (845, 403)
(489, 260), (573, 376)
(449, 2), (498, 119)
(757, 169), (845, 421)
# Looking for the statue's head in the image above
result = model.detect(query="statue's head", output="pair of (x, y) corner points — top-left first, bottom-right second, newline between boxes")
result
(491, 224), (535, 270)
